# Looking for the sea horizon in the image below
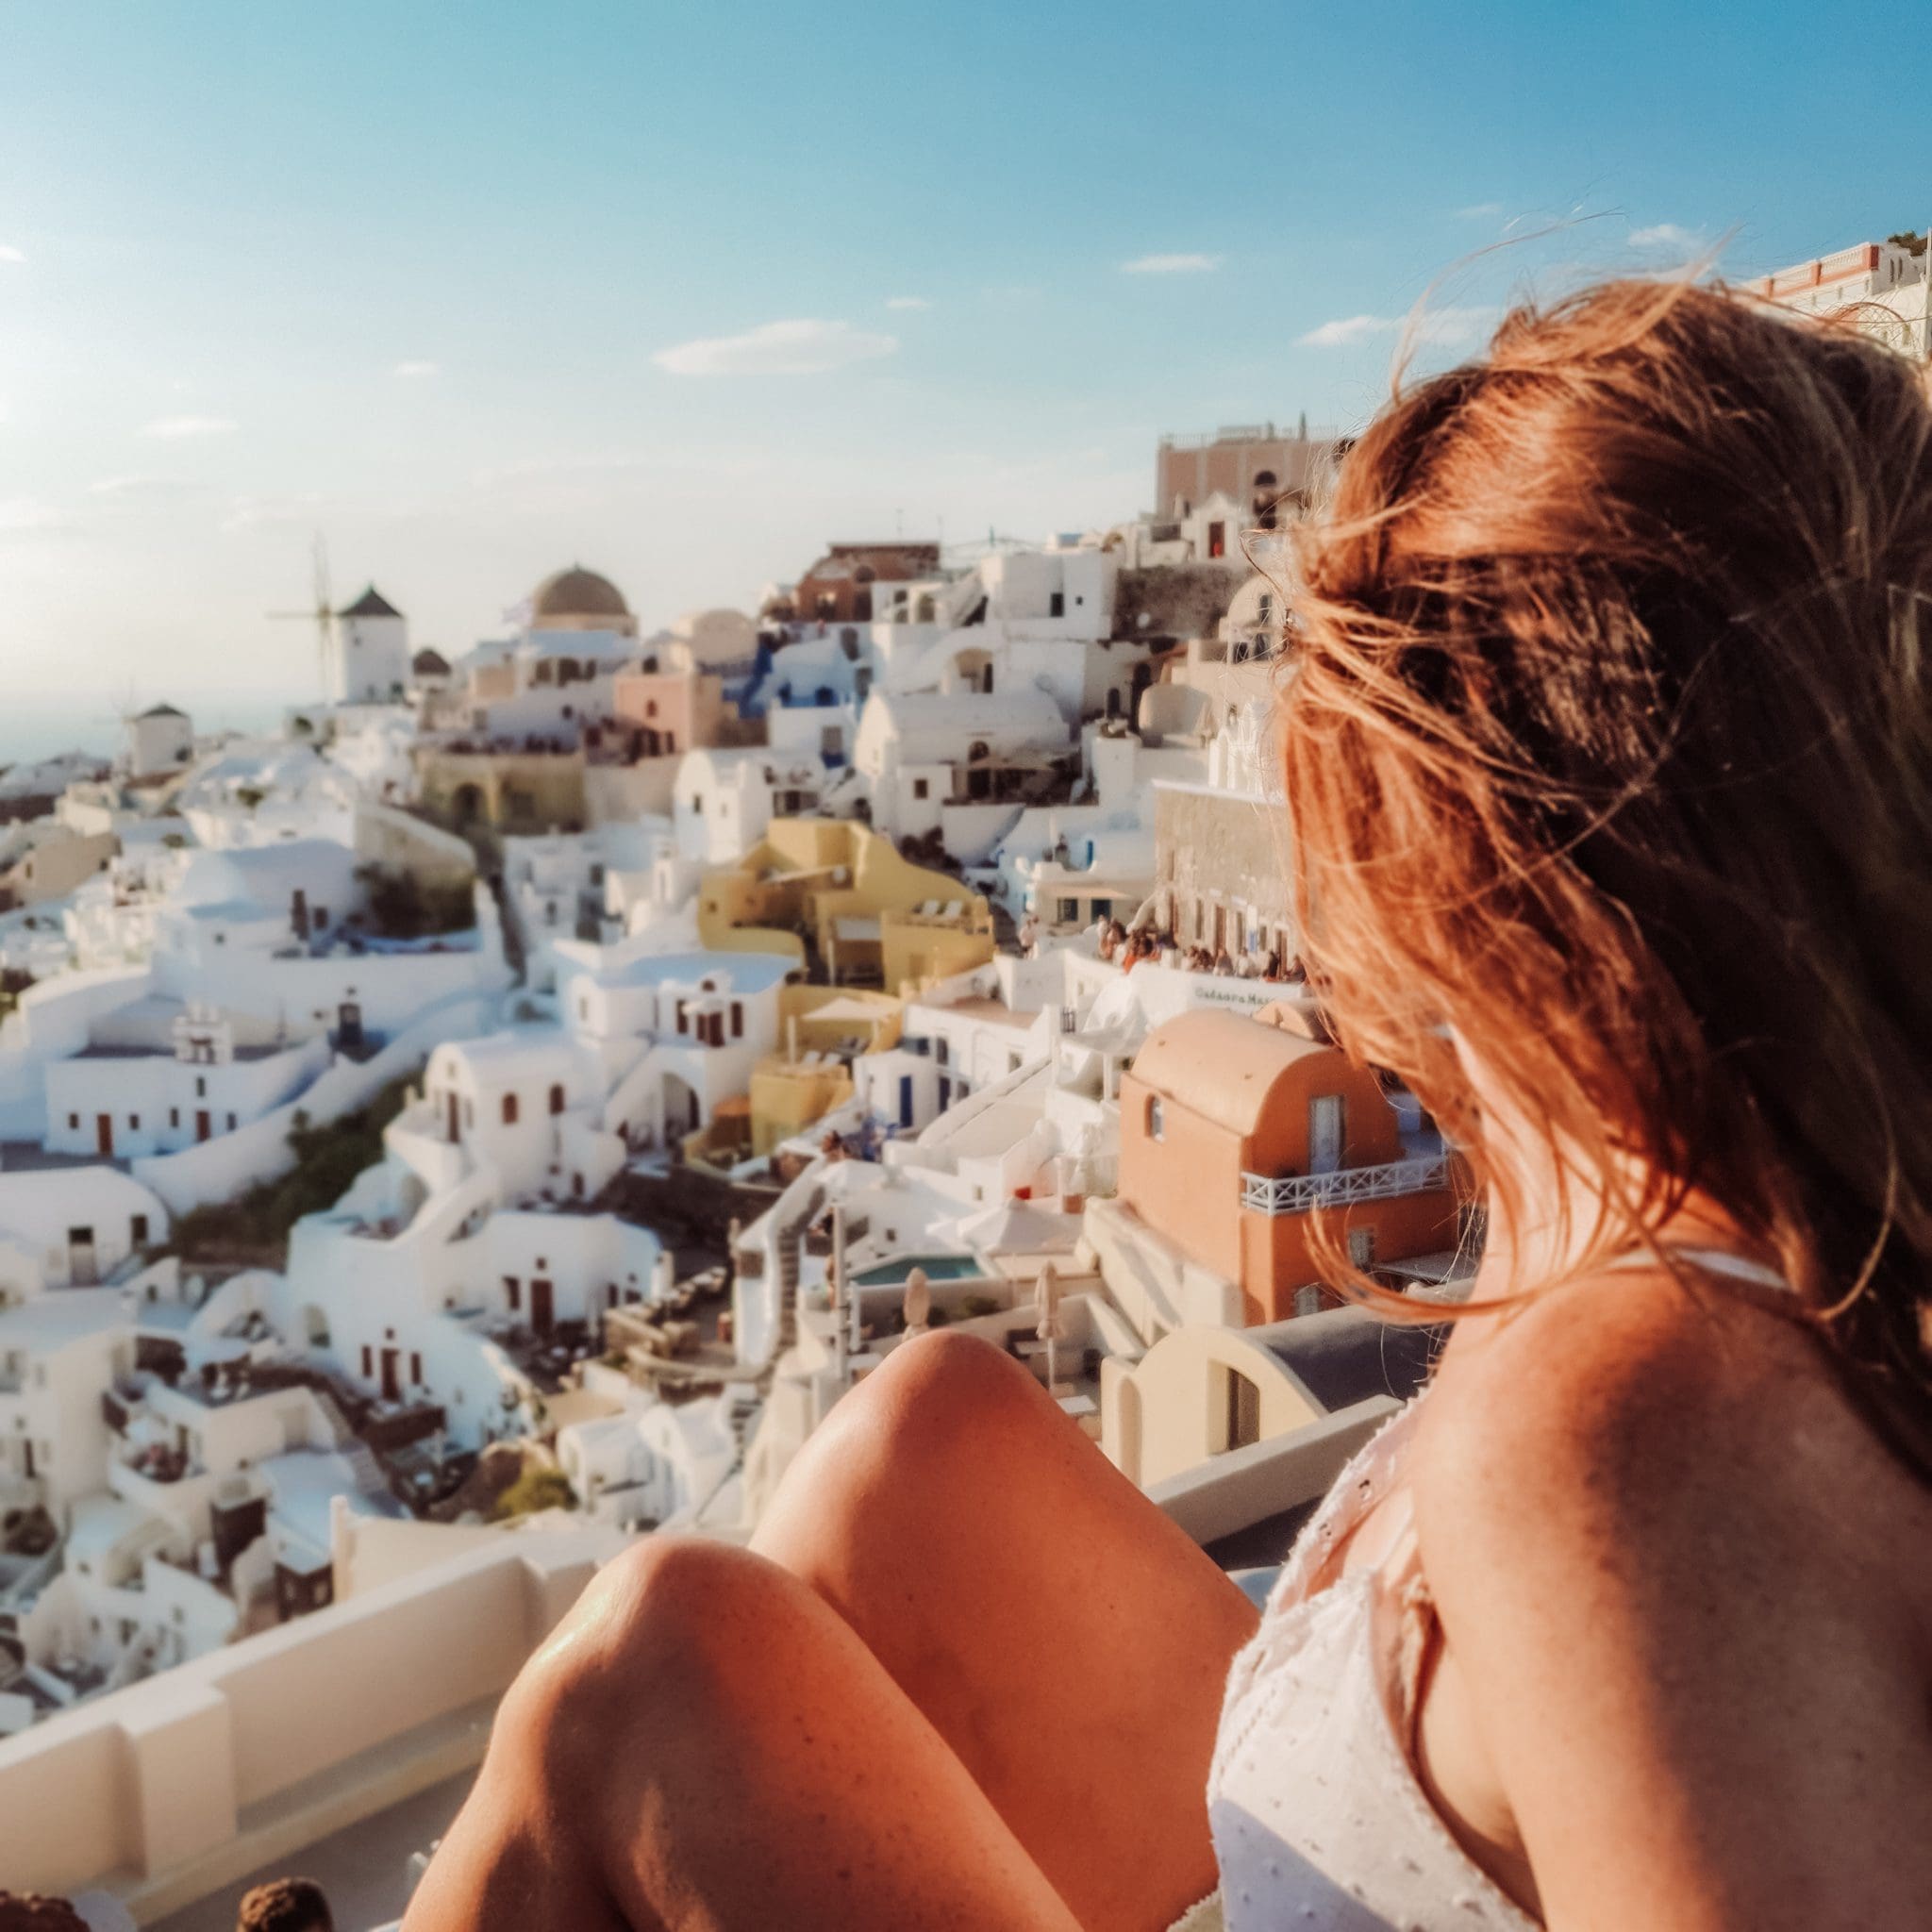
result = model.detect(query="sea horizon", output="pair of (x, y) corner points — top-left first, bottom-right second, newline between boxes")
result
(0, 690), (317, 772)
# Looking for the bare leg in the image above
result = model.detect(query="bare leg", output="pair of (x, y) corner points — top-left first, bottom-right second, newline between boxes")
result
(408, 1333), (1253, 1932)
(753, 1331), (1257, 1930)
(403, 1537), (1083, 1932)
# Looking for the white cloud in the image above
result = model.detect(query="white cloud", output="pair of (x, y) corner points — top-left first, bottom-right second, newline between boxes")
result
(1455, 202), (1503, 221)
(88, 475), (200, 503)
(1121, 252), (1222, 275)
(392, 358), (441, 379)
(1298, 312), (1390, 347)
(653, 317), (899, 376)
(1629, 223), (1702, 252)
(885, 295), (930, 311)
(1298, 305), (1498, 350)
(220, 491), (326, 533)
(142, 414), (237, 440)
(0, 244), (25, 265)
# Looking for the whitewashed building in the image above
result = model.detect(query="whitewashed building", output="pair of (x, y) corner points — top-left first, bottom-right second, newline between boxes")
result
(332, 588), (411, 705)
(41, 998), (326, 1163)
(123, 705), (194, 779)
(850, 686), (1072, 847)
(672, 748), (824, 865)
(1757, 236), (1930, 356)
(0, 1168), (170, 1304)
(172, 740), (361, 851)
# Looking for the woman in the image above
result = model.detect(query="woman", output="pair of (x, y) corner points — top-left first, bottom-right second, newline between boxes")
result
(406, 279), (1932, 1930)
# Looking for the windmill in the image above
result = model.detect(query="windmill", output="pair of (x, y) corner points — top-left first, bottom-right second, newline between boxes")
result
(93, 678), (142, 768)
(268, 534), (336, 699)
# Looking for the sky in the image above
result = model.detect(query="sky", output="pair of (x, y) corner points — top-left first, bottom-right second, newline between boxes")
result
(1, 0), (1928, 730)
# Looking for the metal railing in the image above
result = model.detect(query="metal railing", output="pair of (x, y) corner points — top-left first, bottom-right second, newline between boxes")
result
(1241, 1154), (1451, 1216)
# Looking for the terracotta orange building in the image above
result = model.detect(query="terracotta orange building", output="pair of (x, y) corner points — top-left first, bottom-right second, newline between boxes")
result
(1115, 1007), (1461, 1324)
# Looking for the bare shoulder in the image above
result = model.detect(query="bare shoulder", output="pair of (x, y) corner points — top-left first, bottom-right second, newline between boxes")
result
(1409, 1261), (1920, 1590)
(1406, 1266), (1932, 1928)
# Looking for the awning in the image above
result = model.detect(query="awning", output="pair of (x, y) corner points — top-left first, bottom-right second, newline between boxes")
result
(807, 994), (892, 1024)
(958, 1199), (1082, 1254)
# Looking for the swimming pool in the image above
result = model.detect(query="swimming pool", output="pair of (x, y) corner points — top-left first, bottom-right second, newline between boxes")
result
(850, 1253), (983, 1288)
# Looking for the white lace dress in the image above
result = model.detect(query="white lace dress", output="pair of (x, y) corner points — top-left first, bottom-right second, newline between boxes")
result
(1174, 1402), (1539, 1931)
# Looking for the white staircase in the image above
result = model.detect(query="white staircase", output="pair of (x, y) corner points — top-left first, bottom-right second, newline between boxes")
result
(313, 1388), (390, 1498)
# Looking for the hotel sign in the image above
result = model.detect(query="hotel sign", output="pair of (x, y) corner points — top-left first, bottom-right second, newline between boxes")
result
(1182, 974), (1287, 1013)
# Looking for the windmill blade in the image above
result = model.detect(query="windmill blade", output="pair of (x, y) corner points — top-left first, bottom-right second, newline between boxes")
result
(311, 533), (334, 694)
(265, 532), (338, 702)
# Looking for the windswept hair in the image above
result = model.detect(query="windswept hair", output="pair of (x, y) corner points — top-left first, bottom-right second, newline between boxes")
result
(1280, 277), (1932, 1446)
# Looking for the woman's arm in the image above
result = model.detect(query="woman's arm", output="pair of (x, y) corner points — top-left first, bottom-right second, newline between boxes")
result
(1412, 1274), (1932, 1931)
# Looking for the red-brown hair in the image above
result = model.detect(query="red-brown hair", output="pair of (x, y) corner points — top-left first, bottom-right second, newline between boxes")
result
(1280, 277), (1932, 1435)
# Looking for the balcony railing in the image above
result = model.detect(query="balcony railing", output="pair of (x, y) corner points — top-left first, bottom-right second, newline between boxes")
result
(1241, 1154), (1452, 1216)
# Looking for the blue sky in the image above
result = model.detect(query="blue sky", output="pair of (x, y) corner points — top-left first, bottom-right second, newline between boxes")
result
(1, 0), (1926, 719)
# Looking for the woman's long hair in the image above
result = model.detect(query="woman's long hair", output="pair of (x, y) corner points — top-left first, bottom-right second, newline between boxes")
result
(1280, 276), (1932, 1441)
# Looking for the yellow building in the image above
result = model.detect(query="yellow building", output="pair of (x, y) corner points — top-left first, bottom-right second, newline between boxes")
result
(698, 820), (993, 995)
(747, 985), (904, 1155)
(414, 746), (587, 832)
(0, 829), (117, 909)
(1101, 1306), (1441, 1488)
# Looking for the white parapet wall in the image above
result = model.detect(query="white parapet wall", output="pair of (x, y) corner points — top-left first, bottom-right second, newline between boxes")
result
(1145, 1397), (1399, 1548)
(0, 1523), (628, 1916)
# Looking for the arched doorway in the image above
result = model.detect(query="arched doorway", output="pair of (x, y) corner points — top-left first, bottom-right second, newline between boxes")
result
(396, 1173), (428, 1226)
(663, 1073), (703, 1140)
(453, 782), (486, 825)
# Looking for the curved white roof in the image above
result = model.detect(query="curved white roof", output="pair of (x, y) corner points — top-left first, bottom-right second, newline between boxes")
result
(172, 839), (358, 914)
(584, 948), (796, 994)
(0, 1286), (131, 1352)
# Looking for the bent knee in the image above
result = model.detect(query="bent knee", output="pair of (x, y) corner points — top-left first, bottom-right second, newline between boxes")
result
(504, 1538), (789, 1750)
(826, 1329), (1066, 1481)
(870, 1325), (1027, 1401)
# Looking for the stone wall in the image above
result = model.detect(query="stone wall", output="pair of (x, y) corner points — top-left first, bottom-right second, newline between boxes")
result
(1153, 783), (1297, 958)
(1113, 564), (1245, 642)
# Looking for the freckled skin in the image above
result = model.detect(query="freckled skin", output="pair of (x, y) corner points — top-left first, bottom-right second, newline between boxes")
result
(405, 1332), (1254, 1932)
(407, 1230), (1932, 1931)
(1404, 1251), (1932, 1930)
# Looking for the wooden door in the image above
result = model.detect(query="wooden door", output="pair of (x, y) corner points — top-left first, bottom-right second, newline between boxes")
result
(96, 1114), (113, 1157)
(379, 1347), (401, 1403)
(531, 1278), (554, 1336)
(1308, 1094), (1344, 1174)
(195, 1110), (211, 1143)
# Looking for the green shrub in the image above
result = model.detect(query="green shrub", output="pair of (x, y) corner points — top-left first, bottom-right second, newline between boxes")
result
(493, 1465), (576, 1520)
(356, 864), (474, 940)
(168, 1074), (417, 1265)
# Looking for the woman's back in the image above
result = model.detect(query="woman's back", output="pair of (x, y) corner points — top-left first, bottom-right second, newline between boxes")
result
(1210, 1243), (1932, 1928)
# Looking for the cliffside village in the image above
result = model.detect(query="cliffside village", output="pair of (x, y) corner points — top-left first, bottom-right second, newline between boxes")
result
(0, 417), (1494, 1917)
